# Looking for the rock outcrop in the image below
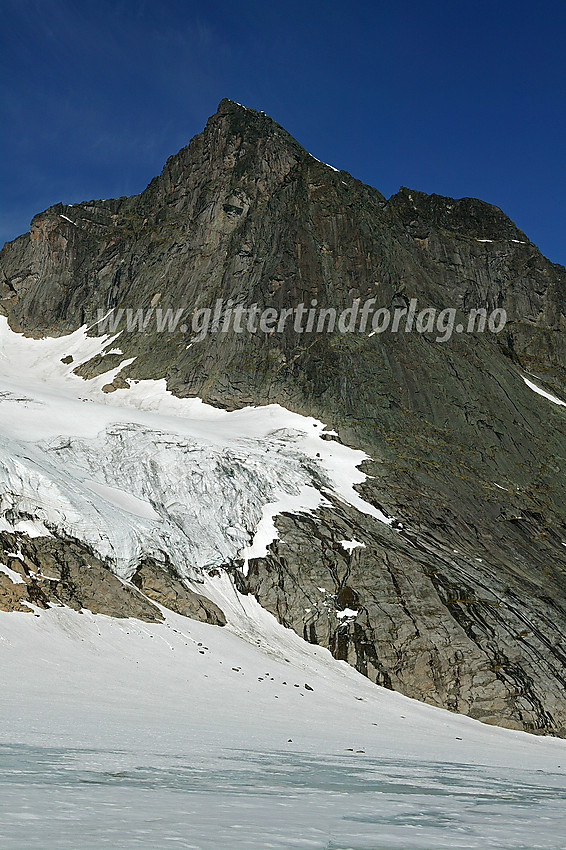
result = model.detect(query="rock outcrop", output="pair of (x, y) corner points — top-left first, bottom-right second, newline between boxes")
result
(0, 531), (162, 620)
(0, 532), (226, 626)
(131, 559), (226, 626)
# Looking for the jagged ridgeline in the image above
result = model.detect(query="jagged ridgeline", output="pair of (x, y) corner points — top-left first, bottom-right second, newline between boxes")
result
(2, 98), (566, 735)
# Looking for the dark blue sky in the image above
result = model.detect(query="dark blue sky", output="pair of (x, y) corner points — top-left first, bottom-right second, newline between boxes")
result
(2, 0), (565, 265)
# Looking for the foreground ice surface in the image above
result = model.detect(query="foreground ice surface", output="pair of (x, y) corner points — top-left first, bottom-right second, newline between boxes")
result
(2, 744), (566, 849)
(1, 597), (566, 849)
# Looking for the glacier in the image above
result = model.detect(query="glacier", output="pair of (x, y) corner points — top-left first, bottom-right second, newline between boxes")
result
(0, 316), (391, 579)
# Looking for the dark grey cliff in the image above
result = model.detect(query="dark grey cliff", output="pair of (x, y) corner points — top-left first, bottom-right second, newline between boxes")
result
(1, 99), (566, 734)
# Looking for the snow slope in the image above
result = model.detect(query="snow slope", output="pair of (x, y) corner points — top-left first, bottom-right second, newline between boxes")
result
(1, 591), (566, 849)
(0, 317), (390, 578)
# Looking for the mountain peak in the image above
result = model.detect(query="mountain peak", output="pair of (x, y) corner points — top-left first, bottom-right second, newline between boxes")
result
(207, 98), (300, 151)
(216, 97), (253, 114)
(215, 98), (270, 118)
(1, 99), (566, 737)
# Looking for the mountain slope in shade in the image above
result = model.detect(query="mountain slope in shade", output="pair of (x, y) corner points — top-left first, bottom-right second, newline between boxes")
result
(1, 99), (566, 735)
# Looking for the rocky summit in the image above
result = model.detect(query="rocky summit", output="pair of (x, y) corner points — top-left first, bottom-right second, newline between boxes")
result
(1, 98), (566, 735)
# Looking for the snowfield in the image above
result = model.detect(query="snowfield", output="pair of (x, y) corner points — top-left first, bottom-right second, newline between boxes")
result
(1, 318), (566, 848)
(1, 594), (566, 849)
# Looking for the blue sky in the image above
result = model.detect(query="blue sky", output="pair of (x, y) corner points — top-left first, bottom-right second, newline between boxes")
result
(1, 0), (565, 265)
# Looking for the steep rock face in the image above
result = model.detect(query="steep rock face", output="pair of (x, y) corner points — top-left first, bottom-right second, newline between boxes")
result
(1, 99), (566, 733)
(239, 500), (566, 735)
